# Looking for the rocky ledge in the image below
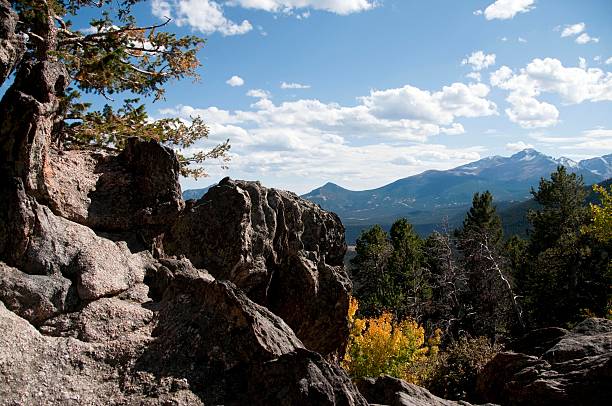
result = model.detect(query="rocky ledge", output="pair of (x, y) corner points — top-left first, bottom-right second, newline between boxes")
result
(476, 318), (612, 405)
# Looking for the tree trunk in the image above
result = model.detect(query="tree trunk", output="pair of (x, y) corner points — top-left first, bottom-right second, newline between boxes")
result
(0, 0), (25, 86)
(0, 1), (67, 198)
(0, 60), (68, 197)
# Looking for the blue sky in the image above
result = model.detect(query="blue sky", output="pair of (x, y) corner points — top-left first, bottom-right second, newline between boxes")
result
(90, 1), (612, 193)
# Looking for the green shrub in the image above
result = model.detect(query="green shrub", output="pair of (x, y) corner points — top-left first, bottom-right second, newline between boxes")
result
(426, 336), (500, 401)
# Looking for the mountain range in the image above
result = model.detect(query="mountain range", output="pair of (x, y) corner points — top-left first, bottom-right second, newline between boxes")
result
(303, 149), (611, 218)
(183, 149), (612, 243)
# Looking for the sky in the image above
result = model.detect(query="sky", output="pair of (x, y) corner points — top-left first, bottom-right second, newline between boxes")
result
(80, 1), (612, 193)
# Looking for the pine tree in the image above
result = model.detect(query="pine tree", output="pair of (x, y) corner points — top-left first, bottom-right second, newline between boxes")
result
(388, 218), (430, 321)
(351, 225), (393, 317)
(528, 167), (588, 255)
(524, 167), (611, 327)
(456, 191), (521, 338)
(351, 219), (430, 320)
(0, 0), (229, 186)
(459, 191), (503, 248)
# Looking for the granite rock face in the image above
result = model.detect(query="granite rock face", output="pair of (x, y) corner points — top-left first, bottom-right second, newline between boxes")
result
(0, 179), (150, 302)
(0, 252), (368, 405)
(164, 177), (351, 358)
(476, 318), (612, 405)
(0, 84), (365, 405)
(44, 138), (184, 239)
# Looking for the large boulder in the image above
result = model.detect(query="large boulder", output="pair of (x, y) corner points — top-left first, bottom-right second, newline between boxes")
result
(356, 375), (475, 406)
(231, 348), (369, 406)
(164, 177), (351, 358)
(0, 263), (75, 326)
(44, 138), (184, 239)
(476, 318), (612, 405)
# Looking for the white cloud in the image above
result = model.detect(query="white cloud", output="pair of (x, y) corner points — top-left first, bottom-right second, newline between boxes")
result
(152, 0), (252, 36)
(247, 89), (271, 99)
(575, 32), (599, 44)
(561, 22), (585, 37)
(518, 37), (527, 43)
(226, 75), (245, 87)
(506, 141), (534, 152)
(226, 0), (376, 15)
(606, 57), (612, 65)
(579, 57), (587, 70)
(161, 80), (499, 192)
(361, 82), (497, 125)
(528, 128), (612, 152)
(441, 123), (466, 135)
(462, 51), (496, 71)
(558, 23), (599, 45)
(483, 0), (535, 20)
(281, 82), (311, 89)
(505, 92), (559, 128)
(466, 72), (482, 82)
(490, 58), (612, 128)
(473, 9), (483, 16)
(582, 128), (612, 138)
(152, 0), (173, 18)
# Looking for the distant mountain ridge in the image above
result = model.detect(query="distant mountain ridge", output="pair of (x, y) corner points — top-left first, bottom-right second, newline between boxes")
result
(302, 149), (611, 242)
(182, 185), (213, 200)
(181, 150), (611, 243)
(301, 149), (611, 222)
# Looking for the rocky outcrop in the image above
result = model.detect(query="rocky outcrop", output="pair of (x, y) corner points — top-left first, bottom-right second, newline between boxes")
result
(0, 134), (367, 406)
(356, 375), (474, 406)
(0, 0), (24, 86)
(165, 177), (351, 358)
(44, 138), (184, 240)
(0, 250), (368, 405)
(476, 318), (612, 405)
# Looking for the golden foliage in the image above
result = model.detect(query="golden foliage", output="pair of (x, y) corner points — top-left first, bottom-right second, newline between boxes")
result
(343, 297), (440, 384)
(583, 184), (612, 243)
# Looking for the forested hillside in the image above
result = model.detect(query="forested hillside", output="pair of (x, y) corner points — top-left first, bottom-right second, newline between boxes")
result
(343, 167), (612, 402)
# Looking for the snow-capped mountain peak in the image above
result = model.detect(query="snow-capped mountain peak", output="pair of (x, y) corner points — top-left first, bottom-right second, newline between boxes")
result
(557, 157), (579, 168)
